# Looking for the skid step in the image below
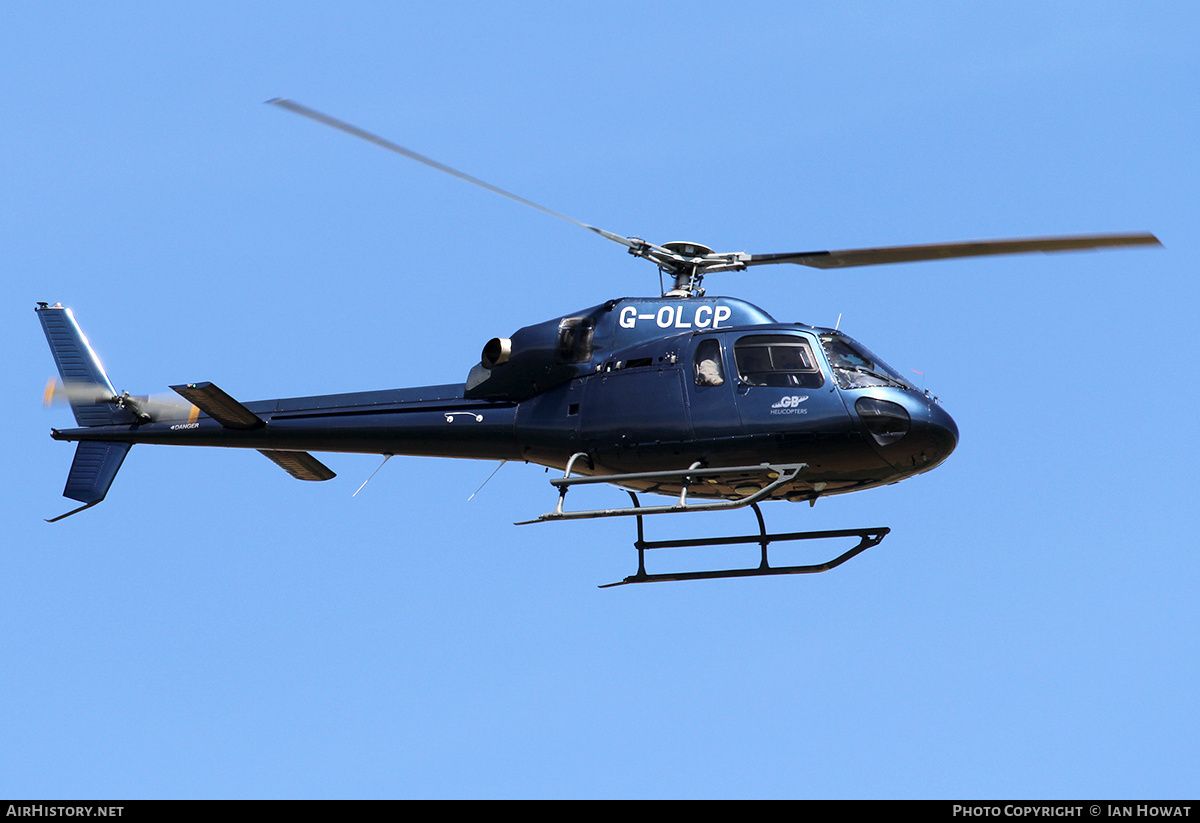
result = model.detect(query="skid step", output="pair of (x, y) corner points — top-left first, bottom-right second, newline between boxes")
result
(516, 454), (809, 524)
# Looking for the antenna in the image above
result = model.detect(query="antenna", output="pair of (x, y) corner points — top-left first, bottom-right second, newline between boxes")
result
(468, 460), (507, 502)
(353, 454), (393, 497)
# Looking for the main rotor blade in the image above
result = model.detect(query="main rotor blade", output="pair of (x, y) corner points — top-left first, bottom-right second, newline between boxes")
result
(746, 233), (1161, 269)
(267, 98), (637, 250)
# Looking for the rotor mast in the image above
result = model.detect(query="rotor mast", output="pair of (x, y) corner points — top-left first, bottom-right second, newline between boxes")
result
(644, 241), (747, 298)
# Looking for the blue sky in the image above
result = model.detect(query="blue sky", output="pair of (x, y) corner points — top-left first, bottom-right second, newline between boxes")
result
(3, 2), (1198, 799)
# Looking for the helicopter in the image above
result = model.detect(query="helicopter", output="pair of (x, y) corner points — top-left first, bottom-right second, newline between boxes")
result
(37, 99), (1161, 586)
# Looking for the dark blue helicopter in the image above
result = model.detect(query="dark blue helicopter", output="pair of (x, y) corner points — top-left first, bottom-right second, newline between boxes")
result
(38, 101), (1160, 586)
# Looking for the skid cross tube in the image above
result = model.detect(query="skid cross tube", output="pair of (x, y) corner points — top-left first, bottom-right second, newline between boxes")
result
(600, 495), (890, 587)
(515, 455), (808, 524)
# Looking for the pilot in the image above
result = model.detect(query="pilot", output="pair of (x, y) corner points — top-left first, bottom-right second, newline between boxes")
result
(696, 356), (724, 386)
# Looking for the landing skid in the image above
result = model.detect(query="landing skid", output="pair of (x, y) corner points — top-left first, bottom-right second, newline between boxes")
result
(518, 453), (889, 586)
(602, 495), (889, 587)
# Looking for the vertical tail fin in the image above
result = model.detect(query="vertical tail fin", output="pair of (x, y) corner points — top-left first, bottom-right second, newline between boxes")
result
(46, 442), (134, 522)
(37, 303), (135, 521)
(36, 303), (136, 427)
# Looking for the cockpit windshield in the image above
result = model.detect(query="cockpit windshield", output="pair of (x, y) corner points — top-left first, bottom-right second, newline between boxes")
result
(818, 332), (917, 391)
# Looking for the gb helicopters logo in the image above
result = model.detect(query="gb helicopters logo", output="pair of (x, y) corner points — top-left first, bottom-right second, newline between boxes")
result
(770, 395), (809, 415)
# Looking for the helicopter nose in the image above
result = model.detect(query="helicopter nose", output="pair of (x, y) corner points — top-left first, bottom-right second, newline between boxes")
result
(922, 400), (959, 468)
(857, 393), (957, 472)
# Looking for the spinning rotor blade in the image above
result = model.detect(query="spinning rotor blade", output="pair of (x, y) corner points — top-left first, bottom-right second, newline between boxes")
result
(268, 100), (1161, 294)
(746, 233), (1161, 270)
(131, 394), (196, 421)
(44, 379), (194, 421)
(267, 98), (646, 253)
(44, 379), (115, 408)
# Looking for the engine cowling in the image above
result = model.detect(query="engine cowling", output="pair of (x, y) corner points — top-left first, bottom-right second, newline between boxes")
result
(464, 315), (597, 400)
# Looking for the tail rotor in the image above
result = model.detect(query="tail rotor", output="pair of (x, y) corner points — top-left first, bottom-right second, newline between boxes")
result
(43, 378), (193, 423)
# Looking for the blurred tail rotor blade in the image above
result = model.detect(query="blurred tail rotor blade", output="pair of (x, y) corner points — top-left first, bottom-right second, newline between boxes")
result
(43, 378), (115, 408)
(137, 393), (196, 421)
(43, 377), (60, 408)
(43, 379), (194, 422)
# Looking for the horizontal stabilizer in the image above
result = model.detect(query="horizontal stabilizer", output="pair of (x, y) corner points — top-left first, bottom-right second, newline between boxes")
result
(170, 382), (264, 429)
(47, 441), (133, 522)
(258, 450), (336, 481)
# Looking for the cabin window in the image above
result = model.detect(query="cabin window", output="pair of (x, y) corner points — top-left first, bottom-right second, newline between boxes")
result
(693, 338), (725, 386)
(556, 317), (595, 364)
(734, 335), (824, 388)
